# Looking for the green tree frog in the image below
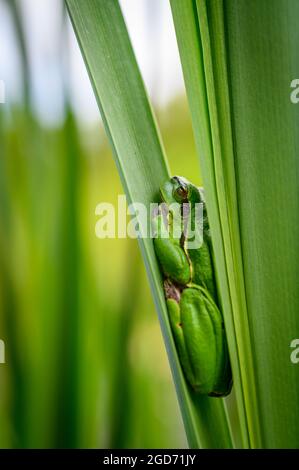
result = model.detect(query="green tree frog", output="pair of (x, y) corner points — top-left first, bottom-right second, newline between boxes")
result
(153, 176), (232, 396)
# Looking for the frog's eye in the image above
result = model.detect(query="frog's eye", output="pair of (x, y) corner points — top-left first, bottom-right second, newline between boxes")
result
(174, 185), (188, 201)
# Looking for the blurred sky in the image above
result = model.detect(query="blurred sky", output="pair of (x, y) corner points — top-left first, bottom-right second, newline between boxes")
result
(0, 0), (185, 126)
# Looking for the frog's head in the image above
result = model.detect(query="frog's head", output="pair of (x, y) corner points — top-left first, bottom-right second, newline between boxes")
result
(160, 176), (203, 205)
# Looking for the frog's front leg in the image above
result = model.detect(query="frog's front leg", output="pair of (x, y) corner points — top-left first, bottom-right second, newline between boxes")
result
(152, 211), (191, 286)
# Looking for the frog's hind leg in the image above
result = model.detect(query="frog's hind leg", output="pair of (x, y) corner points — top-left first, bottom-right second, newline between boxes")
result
(166, 295), (196, 389)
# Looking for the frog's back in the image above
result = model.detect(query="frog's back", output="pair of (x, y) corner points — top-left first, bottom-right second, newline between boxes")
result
(188, 240), (217, 303)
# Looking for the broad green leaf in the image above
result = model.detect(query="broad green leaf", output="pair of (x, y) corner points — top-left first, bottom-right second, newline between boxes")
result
(66, 0), (232, 449)
(224, 0), (299, 448)
(171, 0), (299, 448)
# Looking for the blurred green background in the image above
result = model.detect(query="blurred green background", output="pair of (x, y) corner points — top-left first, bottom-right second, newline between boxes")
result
(0, 0), (202, 448)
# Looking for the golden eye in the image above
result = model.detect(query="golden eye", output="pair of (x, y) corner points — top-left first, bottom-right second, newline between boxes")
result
(174, 186), (188, 201)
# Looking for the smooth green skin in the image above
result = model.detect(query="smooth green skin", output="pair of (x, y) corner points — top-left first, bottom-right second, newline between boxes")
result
(153, 176), (232, 396)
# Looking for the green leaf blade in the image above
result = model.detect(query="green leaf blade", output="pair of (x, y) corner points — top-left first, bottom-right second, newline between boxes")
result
(170, 0), (252, 448)
(66, 0), (233, 449)
(171, 0), (299, 449)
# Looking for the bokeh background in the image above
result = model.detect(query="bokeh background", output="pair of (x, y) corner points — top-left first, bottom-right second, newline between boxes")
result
(0, 0), (202, 448)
